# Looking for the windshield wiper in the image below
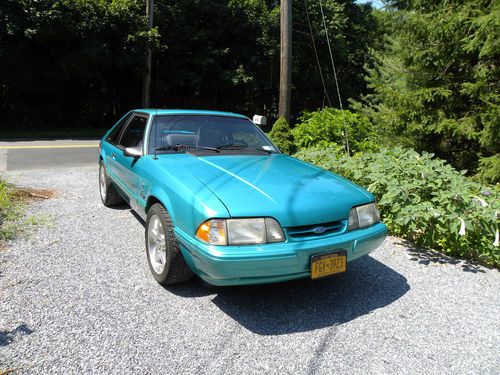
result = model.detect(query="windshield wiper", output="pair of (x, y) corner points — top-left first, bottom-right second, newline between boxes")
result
(216, 143), (272, 154)
(155, 144), (220, 153)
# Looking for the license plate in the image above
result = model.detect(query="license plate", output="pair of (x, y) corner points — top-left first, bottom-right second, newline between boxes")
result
(310, 251), (347, 279)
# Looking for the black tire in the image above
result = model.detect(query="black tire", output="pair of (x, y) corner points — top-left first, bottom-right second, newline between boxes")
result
(145, 203), (193, 285)
(99, 160), (124, 207)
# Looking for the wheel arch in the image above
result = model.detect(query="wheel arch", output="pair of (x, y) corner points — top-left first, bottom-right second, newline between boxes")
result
(146, 195), (162, 212)
(145, 190), (176, 224)
(98, 146), (106, 164)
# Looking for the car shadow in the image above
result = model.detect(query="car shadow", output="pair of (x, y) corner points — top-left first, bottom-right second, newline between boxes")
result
(106, 202), (134, 211)
(168, 256), (409, 335)
(130, 209), (146, 227)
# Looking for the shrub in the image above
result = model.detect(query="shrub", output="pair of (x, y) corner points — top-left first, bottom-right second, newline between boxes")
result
(295, 146), (500, 266)
(269, 117), (295, 155)
(292, 108), (379, 153)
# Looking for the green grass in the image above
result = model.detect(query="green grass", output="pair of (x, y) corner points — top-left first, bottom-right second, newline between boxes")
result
(0, 177), (24, 241)
(0, 178), (55, 244)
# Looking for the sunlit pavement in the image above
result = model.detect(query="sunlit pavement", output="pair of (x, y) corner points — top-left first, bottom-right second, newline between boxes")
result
(0, 140), (98, 171)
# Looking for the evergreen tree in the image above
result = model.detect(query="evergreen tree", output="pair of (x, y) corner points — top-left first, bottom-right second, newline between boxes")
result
(270, 117), (295, 154)
(356, 0), (499, 182)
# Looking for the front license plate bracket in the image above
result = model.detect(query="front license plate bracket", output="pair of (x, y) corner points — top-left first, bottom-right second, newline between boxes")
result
(310, 250), (347, 279)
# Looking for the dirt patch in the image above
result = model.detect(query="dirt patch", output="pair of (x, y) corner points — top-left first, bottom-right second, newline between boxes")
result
(13, 188), (57, 202)
(1, 187), (56, 250)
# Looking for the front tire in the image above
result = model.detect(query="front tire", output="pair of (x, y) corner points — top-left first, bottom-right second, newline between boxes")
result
(99, 160), (124, 207)
(145, 204), (193, 285)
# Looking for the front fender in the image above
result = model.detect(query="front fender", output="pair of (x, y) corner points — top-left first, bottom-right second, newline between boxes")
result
(142, 158), (230, 238)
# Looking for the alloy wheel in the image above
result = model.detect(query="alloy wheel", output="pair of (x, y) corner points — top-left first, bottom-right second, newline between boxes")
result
(147, 214), (167, 274)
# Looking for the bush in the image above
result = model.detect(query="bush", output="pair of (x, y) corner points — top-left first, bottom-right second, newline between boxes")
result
(295, 146), (500, 266)
(292, 108), (379, 153)
(269, 117), (295, 155)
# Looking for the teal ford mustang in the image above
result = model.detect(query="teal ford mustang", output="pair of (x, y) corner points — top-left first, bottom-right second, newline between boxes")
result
(98, 109), (387, 286)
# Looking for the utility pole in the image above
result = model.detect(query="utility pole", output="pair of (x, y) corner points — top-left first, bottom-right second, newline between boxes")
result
(279, 0), (292, 122)
(142, 0), (154, 108)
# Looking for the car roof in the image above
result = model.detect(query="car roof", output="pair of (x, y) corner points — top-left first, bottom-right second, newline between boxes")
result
(132, 109), (248, 119)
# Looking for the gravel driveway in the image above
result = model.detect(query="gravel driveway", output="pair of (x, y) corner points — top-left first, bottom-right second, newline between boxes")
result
(1, 166), (499, 374)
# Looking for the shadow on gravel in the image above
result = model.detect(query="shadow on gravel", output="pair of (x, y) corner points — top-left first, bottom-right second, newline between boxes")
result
(398, 240), (488, 273)
(0, 325), (34, 347)
(169, 256), (409, 335)
(109, 203), (136, 212)
(130, 210), (146, 226)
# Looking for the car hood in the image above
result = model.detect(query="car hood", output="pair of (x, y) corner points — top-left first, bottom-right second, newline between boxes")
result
(159, 154), (373, 227)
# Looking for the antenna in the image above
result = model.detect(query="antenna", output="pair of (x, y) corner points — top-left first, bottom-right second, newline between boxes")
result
(153, 108), (158, 160)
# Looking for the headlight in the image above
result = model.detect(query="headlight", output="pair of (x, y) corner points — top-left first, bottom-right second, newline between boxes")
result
(196, 218), (285, 245)
(348, 203), (380, 230)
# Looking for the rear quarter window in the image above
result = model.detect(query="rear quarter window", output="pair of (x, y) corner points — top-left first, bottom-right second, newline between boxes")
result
(106, 112), (132, 144)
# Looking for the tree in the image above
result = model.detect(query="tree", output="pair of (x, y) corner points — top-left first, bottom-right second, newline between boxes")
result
(356, 0), (499, 182)
(291, 0), (380, 117)
(0, 0), (380, 131)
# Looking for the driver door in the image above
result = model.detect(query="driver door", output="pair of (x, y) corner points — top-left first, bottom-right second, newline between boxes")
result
(114, 113), (148, 206)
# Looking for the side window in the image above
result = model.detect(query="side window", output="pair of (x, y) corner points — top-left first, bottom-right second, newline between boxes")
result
(106, 112), (132, 144)
(119, 115), (147, 148)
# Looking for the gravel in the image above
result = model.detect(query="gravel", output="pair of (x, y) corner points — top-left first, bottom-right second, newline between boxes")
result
(1, 165), (499, 374)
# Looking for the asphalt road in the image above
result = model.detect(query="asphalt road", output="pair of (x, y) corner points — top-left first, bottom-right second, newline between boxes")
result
(0, 140), (98, 171)
(1, 166), (499, 374)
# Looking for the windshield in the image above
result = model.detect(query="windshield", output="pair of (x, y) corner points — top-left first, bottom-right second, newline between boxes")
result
(149, 115), (278, 154)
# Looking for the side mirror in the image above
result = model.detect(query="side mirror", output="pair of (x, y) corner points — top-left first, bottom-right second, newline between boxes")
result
(123, 145), (143, 158)
(253, 115), (267, 126)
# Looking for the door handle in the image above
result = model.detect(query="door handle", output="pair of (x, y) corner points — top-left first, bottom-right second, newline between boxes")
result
(112, 153), (116, 160)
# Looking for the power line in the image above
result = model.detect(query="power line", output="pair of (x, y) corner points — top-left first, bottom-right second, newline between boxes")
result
(318, 0), (350, 155)
(304, 0), (332, 107)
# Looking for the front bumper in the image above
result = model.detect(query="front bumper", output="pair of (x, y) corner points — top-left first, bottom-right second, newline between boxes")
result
(175, 222), (388, 286)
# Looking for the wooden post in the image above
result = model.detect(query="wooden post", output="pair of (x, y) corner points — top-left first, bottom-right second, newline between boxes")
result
(279, 0), (292, 122)
(142, 0), (154, 108)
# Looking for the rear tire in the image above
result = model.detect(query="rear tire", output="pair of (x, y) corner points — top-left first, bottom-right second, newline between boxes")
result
(99, 160), (124, 207)
(145, 203), (193, 285)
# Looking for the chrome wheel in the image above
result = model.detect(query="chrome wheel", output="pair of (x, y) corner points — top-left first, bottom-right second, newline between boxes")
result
(147, 214), (167, 274)
(99, 164), (107, 201)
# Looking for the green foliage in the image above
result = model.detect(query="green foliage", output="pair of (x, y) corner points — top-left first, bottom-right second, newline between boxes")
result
(0, 0), (380, 131)
(0, 177), (51, 242)
(290, 0), (381, 111)
(269, 117), (295, 155)
(292, 108), (379, 153)
(356, 0), (500, 182)
(0, 177), (23, 241)
(477, 154), (500, 185)
(295, 147), (500, 266)
(0, 0), (147, 130)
